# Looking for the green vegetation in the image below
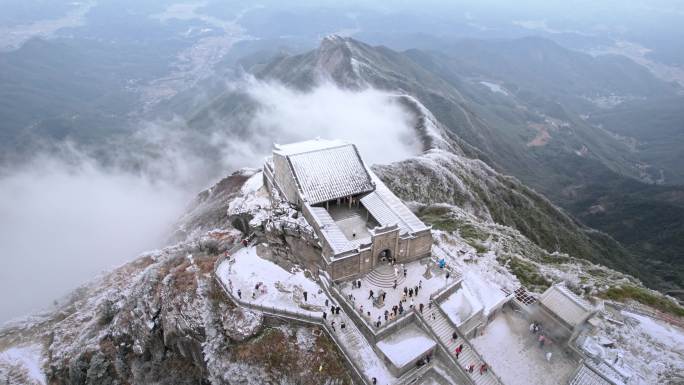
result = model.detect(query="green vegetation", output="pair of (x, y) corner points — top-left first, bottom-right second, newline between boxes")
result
(498, 254), (551, 292)
(417, 206), (460, 233)
(467, 240), (488, 254)
(602, 285), (684, 318)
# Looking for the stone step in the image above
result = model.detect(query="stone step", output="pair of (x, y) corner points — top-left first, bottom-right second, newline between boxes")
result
(363, 265), (407, 288)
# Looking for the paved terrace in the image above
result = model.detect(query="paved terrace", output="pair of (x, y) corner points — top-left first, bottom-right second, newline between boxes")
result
(338, 258), (459, 330)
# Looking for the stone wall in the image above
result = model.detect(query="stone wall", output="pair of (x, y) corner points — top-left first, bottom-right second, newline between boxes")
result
(273, 153), (300, 205)
(331, 253), (361, 281)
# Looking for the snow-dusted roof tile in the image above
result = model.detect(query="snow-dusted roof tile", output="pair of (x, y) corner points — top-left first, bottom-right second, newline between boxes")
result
(288, 144), (374, 204)
(362, 172), (429, 234)
(309, 206), (354, 255)
(540, 284), (593, 327)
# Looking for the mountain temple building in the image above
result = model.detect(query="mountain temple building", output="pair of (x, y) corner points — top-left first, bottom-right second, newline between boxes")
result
(263, 139), (433, 281)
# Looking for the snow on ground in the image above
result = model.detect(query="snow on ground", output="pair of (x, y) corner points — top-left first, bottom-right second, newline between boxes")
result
(227, 170), (271, 226)
(591, 310), (684, 384)
(340, 259), (456, 328)
(0, 344), (45, 385)
(464, 271), (508, 314)
(471, 311), (578, 385)
(216, 246), (327, 317)
(441, 284), (480, 326)
(377, 324), (435, 367)
(622, 311), (684, 353)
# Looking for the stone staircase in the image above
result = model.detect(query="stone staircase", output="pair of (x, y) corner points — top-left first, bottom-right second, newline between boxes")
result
(422, 307), (499, 385)
(364, 263), (406, 288)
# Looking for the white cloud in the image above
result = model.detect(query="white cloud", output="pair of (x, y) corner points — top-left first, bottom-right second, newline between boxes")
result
(0, 153), (188, 323)
(244, 79), (421, 165)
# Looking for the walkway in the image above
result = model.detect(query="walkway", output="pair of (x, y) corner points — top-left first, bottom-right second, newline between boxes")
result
(420, 306), (501, 385)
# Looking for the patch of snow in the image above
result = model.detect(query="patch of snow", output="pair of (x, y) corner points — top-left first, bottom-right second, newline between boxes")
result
(0, 344), (46, 385)
(240, 170), (264, 195)
(463, 271), (508, 315)
(217, 246), (327, 317)
(376, 324), (435, 367)
(621, 311), (684, 353)
(441, 285), (480, 326)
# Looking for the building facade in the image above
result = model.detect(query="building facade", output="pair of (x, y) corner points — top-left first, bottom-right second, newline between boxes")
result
(263, 139), (433, 281)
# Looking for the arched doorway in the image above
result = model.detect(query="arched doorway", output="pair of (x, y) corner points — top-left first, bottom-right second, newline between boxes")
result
(378, 248), (392, 264)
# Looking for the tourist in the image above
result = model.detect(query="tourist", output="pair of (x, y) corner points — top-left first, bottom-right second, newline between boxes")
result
(367, 311), (371, 318)
(381, 292), (386, 302)
(452, 331), (458, 341)
(323, 312), (327, 320)
(341, 321), (346, 330)
(409, 288), (414, 297)
(546, 351), (552, 362)
(336, 306), (341, 314)
(468, 364), (474, 373)
(538, 335), (546, 348)
(404, 287), (408, 295)
(384, 310), (389, 321)
(429, 299), (433, 309)
(331, 321), (336, 331)
(529, 322), (535, 333)
(369, 289), (375, 300)
(431, 312), (436, 320)
(325, 299), (329, 307)
(360, 305), (364, 314)
(480, 363), (488, 374)
(303, 291), (308, 302)
(446, 271), (450, 280)
(419, 280), (422, 289)
(404, 267), (408, 277)
(426, 354), (431, 363)
(410, 298), (414, 309)
(372, 377), (377, 384)
(393, 280), (397, 290)
(419, 303), (424, 313)
(376, 320), (381, 328)
(237, 289), (242, 299)
(331, 305), (336, 314)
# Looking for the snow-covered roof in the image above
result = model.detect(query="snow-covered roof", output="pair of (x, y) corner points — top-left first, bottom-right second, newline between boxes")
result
(308, 206), (354, 255)
(376, 324), (436, 368)
(278, 140), (375, 205)
(540, 284), (594, 328)
(568, 364), (613, 385)
(361, 172), (429, 235)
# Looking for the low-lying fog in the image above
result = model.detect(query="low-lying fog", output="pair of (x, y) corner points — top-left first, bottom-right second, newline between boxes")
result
(0, 80), (421, 323)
